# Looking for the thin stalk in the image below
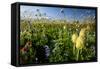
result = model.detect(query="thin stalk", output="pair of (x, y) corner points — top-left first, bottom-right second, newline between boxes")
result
(76, 49), (80, 61)
(73, 44), (75, 56)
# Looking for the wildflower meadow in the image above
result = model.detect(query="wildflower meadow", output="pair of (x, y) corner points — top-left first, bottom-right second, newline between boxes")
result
(20, 6), (96, 64)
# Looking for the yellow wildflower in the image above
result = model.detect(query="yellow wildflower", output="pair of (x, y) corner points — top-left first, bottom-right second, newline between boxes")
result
(76, 36), (84, 49)
(79, 28), (86, 38)
(72, 33), (78, 44)
(63, 26), (66, 29)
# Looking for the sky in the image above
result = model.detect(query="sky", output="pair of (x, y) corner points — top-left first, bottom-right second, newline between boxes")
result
(20, 5), (96, 22)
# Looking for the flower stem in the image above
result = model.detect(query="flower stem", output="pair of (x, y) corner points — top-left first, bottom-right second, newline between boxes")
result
(76, 49), (79, 61)
(73, 44), (75, 55)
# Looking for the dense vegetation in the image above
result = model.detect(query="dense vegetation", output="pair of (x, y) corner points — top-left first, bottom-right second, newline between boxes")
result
(20, 19), (96, 64)
(19, 8), (96, 64)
